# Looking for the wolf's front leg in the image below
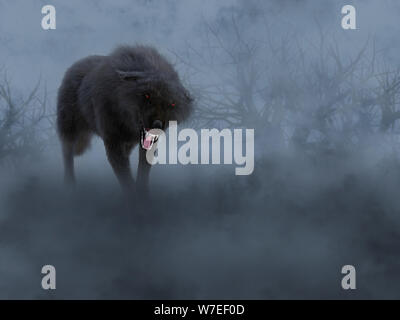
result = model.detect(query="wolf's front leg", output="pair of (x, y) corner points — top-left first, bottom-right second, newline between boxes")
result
(105, 141), (135, 191)
(61, 141), (76, 185)
(137, 147), (152, 195)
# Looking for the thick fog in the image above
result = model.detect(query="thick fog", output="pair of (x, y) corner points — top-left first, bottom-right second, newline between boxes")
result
(1, 0), (400, 299)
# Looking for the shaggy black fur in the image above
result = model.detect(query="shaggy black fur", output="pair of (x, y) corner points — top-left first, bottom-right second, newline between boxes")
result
(57, 45), (193, 192)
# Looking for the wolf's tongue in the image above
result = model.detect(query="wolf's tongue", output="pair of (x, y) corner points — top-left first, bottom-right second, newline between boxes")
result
(143, 135), (153, 150)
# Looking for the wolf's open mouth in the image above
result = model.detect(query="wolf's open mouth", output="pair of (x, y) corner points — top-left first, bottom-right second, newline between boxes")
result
(141, 128), (160, 150)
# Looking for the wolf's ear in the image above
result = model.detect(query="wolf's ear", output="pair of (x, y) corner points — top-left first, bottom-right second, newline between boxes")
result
(116, 70), (146, 81)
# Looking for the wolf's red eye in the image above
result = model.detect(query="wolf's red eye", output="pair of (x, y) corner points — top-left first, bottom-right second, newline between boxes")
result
(170, 103), (175, 107)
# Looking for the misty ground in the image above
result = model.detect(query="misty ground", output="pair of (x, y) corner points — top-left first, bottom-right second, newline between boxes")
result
(1, 144), (400, 299)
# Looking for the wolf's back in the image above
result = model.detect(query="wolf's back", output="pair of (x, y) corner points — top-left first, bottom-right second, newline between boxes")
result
(57, 55), (105, 109)
(56, 55), (105, 141)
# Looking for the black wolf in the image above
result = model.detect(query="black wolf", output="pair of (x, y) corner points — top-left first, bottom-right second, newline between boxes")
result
(57, 45), (193, 192)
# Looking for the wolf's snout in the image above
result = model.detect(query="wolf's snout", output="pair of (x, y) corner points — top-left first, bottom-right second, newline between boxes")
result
(152, 120), (163, 129)
(141, 123), (162, 151)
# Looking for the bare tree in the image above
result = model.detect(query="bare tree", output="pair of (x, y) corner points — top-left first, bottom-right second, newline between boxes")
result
(375, 67), (400, 132)
(176, 10), (400, 157)
(173, 15), (271, 129)
(0, 73), (50, 167)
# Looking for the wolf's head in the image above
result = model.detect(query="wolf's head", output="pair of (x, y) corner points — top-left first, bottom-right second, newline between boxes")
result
(114, 46), (193, 150)
(117, 69), (193, 150)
